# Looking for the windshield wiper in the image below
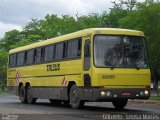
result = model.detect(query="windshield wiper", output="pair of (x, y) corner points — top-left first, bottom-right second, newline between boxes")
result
(133, 62), (140, 70)
(110, 65), (115, 70)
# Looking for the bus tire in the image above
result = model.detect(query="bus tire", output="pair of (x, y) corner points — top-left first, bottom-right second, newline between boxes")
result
(69, 84), (84, 109)
(112, 99), (128, 110)
(27, 86), (36, 104)
(19, 86), (27, 104)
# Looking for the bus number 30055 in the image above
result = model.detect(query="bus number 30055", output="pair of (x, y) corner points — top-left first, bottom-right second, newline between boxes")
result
(101, 75), (115, 79)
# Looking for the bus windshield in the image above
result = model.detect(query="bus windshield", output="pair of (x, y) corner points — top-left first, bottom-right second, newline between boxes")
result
(94, 35), (148, 68)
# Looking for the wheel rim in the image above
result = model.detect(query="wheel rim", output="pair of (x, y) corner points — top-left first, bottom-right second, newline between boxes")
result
(71, 89), (78, 104)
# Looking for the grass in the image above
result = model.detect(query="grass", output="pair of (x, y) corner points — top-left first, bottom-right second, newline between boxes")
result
(0, 81), (7, 93)
(149, 96), (160, 101)
(0, 92), (8, 95)
(0, 88), (8, 94)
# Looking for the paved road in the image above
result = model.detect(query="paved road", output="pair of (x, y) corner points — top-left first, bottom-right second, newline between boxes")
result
(0, 94), (160, 120)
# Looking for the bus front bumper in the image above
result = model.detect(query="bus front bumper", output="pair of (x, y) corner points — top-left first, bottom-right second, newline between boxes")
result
(80, 88), (150, 101)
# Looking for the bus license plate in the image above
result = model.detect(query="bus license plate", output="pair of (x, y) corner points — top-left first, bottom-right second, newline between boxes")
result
(122, 92), (131, 96)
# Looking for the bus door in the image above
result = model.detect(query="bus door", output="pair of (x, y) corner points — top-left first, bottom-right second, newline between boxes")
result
(83, 38), (91, 88)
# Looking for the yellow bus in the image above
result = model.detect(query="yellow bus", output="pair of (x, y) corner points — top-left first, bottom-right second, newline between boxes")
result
(7, 28), (150, 109)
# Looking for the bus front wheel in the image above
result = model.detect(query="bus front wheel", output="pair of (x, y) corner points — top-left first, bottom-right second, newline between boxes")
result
(69, 84), (84, 109)
(19, 86), (27, 103)
(112, 99), (128, 110)
(27, 86), (37, 104)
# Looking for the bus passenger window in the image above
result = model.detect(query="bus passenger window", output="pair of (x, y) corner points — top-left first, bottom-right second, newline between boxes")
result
(36, 47), (44, 63)
(55, 42), (64, 60)
(9, 53), (16, 67)
(24, 51), (27, 64)
(16, 52), (24, 66)
(66, 39), (81, 58)
(27, 50), (34, 64)
(36, 48), (41, 63)
(33, 49), (37, 63)
(63, 42), (67, 59)
(40, 47), (45, 61)
(44, 45), (54, 61)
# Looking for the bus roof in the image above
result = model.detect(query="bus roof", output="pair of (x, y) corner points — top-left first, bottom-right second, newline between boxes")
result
(9, 28), (144, 54)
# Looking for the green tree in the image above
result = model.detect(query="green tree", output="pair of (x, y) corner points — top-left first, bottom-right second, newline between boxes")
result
(39, 14), (63, 39)
(0, 30), (23, 51)
(24, 19), (43, 40)
(1, 0), (160, 81)
(76, 13), (103, 29)
(119, 1), (160, 71)
(0, 51), (8, 81)
(103, 0), (137, 27)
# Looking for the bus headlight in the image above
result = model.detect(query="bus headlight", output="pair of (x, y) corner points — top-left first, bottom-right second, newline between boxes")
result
(101, 91), (106, 96)
(144, 90), (149, 95)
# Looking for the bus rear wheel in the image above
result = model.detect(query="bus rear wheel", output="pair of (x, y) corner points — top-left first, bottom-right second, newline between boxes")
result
(27, 86), (37, 104)
(69, 84), (84, 109)
(112, 99), (128, 110)
(19, 86), (27, 103)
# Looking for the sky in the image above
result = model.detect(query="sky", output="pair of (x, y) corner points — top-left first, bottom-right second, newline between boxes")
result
(0, 0), (144, 38)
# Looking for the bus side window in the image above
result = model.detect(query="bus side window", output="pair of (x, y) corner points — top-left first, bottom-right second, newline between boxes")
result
(16, 53), (20, 66)
(66, 38), (81, 59)
(36, 47), (44, 63)
(55, 42), (64, 60)
(67, 40), (77, 58)
(27, 50), (34, 64)
(36, 48), (41, 63)
(63, 42), (67, 59)
(44, 45), (54, 62)
(16, 52), (24, 66)
(33, 49), (37, 63)
(9, 53), (16, 68)
(24, 51), (27, 65)
(40, 47), (45, 62)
